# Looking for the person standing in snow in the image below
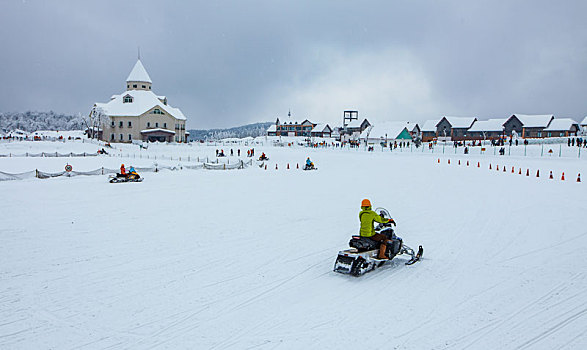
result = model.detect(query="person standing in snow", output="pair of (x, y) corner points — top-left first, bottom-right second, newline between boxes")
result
(359, 199), (395, 259)
(120, 164), (126, 176)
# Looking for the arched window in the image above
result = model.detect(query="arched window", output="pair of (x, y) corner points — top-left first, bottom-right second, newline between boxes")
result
(152, 109), (163, 115)
(123, 95), (133, 103)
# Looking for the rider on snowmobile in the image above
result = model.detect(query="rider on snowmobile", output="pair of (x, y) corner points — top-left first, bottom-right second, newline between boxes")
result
(306, 157), (314, 168)
(359, 199), (395, 259)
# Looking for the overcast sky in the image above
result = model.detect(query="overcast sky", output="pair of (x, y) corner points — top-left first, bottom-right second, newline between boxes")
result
(0, 0), (586, 129)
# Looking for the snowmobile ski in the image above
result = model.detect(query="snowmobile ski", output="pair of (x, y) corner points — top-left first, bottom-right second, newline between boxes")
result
(405, 245), (423, 265)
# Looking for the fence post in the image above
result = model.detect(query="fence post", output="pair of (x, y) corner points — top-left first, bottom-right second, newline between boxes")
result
(36, 169), (39, 178)
(559, 144), (562, 157)
(56, 152), (58, 157)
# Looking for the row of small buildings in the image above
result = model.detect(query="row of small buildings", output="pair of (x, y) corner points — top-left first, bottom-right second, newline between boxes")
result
(420, 114), (584, 142)
(267, 111), (587, 142)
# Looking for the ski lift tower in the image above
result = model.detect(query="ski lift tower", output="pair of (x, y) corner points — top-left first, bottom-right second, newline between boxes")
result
(342, 111), (358, 142)
(343, 110), (358, 128)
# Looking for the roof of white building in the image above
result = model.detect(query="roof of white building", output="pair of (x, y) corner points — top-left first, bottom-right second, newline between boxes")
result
(512, 114), (554, 128)
(422, 119), (440, 132)
(581, 116), (587, 125)
(140, 128), (176, 135)
(360, 122), (410, 139)
(468, 119), (507, 132)
(443, 116), (476, 128)
(311, 123), (331, 133)
(126, 60), (152, 83)
(543, 118), (579, 131)
(346, 119), (368, 128)
(267, 124), (277, 132)
(95, 90), (186, 121)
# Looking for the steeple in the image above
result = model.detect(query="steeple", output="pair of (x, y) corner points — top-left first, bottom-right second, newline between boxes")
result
(126, 59), (152, 91)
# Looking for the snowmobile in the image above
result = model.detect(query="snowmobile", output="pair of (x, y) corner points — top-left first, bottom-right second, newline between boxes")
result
(109, 172), (143, 183)
(303, 163), (317, 171)
(258, 155), (269, 161)
(334, 208), (423, 277)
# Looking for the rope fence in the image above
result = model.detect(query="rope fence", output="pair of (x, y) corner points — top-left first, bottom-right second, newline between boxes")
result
(0, 160), (253, 182)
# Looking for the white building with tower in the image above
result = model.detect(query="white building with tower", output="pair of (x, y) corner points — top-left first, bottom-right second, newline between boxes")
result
(90, 59), (189, 143)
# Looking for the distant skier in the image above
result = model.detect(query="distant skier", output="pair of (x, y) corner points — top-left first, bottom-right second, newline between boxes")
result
(359, 199), (395, 259)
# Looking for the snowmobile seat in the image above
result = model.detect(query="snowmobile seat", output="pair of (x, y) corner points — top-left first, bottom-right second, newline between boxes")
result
(349, 236), (380, 251)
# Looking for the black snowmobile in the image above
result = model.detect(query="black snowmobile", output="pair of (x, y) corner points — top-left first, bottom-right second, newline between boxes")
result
(334, 208), (423, 277)
(303, 163), (317, 170)
(258, 155), (269, 161)
(109, 172), (143, 183)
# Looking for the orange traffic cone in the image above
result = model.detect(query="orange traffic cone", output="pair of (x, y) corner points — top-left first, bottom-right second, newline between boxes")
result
(448, 159), (451, 164)
(477, 162), (480, 168)
(503, 166), (506, 172)
(467, 160), (469, 166)
(287, 163), (290, 169)
(549, 171), (553, 179)
(276, 164), (278, 170)
(526, 169), (530, 176)
(496, 165), (499, 171)
(578, 173), (581, 182)
(265, 165), (267, 170)
(489, 164), (492, 170)
(511, 166), (515, 173)
(458, 160), (461, 165)
(536, 169), (540, 177)
(297, 163), (299, 169)
(561, 172), (565, 181)
(438, 158), (440, 164)
(519, 168), (522, 175)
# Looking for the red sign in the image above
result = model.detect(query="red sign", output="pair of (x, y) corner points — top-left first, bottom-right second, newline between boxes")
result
(65, 164), (73, 172)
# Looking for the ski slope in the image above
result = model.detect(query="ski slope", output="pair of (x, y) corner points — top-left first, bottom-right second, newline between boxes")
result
(1, 140), (586, 349)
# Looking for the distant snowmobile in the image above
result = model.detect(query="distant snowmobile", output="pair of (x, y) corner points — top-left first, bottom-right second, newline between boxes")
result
(334, 208), (423, 276)
(109, 172), (143, 183)
(258, 154), (269, 161)
(303, 163), (317, 170)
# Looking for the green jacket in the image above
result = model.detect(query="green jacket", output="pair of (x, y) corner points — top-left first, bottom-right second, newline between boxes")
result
(359, 207), (388, 237)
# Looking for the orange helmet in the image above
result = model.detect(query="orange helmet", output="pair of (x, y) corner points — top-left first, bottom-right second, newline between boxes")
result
(361, 199), (371, 207)
(121, 164), (124, 167)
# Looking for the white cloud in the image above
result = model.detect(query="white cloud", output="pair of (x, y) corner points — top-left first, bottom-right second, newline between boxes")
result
(260, 47), (446, 126)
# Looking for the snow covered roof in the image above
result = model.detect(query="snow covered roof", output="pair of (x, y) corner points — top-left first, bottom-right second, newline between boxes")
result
(311, 123), (331, 133)
(267, 124), (277, 132)
(140, 128), (176, 135)
(346, 119), (364, 128)
(361, 122), (410, 139)
(468, 119), (506, 132)
(95, 90), (186, 120)
(279, 119), (313, 125)
(543, 118), (579, 131)
(581, 116), (587, 125)
(512, 114), (554, 128)
(443, 116), (476, 129)
(421, 119), (440, 132)
(126, 60), (152, 83)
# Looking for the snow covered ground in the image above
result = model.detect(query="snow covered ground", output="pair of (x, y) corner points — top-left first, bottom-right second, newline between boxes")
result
(1, 139), (586, 349)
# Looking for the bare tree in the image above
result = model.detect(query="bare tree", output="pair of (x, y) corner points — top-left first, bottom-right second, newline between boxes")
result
(89, 106), (107, 140)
